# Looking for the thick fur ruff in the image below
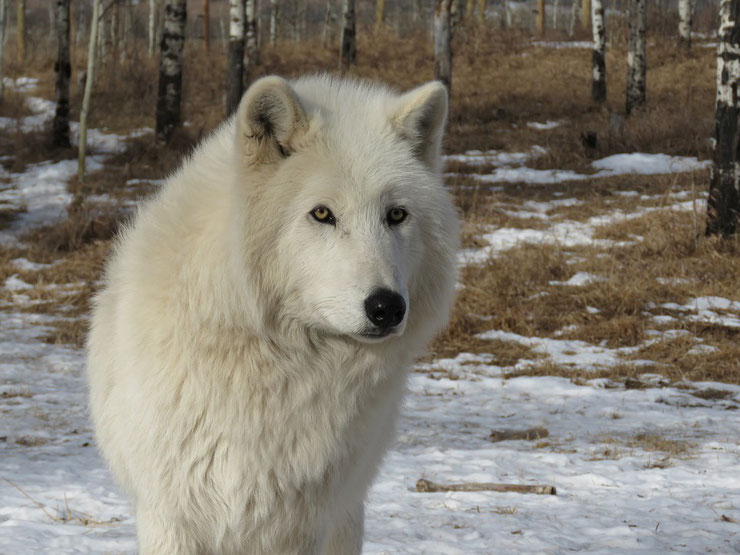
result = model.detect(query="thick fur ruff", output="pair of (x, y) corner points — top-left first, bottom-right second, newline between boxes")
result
(87, 75), (459, 554)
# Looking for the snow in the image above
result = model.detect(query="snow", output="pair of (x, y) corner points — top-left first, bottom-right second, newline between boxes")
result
(531, 41), (593, 49)
(526, 120), (562, 130)
(2, 82), (739, 554)
(445, 146), (546, 167)
(592, 153), (711, 176)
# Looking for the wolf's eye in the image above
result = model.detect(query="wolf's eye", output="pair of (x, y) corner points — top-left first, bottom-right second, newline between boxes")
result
(387, 207), (408, 226)
(311, 205), (336, 225)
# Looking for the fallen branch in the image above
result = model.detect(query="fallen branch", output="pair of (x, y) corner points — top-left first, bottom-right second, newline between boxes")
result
(416, 478), (556, 495)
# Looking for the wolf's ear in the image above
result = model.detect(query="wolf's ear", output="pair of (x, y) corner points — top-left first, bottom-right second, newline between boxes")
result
(236, 76), (309, 165)
(390, 81), (448, 170)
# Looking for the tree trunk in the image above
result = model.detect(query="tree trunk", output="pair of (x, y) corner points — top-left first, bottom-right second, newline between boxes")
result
(553, 0), (560, 30)
(569, 0), (578, 36)
(155, 0), (187, 144)
(339, 0), (355, 73)
(591, 0), (606, 102)
(537, 0), (546, 35)
(52, 0), (71, 148)
(476, 0), (485, 22)
(203, 0), (210, 49)
(465, 0), (474, 20)
(678, 0), (692, 49)
(707, 0), (740, 236)
(112, 1), (119, 57)
(322, 0), (332, 47)
(434, 0), (452, 96)
(79, 0), (102, 179)
(375, 0), (385, 30)
(226, 0), (245, 115)
(626, 0), (646, 115)
(245, 0), (259, 77)
(580, 0), (590, 31)
(0, 0), (6, 103)
(270, 0), (278, 45)
(149, 0), (156, 55)
(16, 0), (24, 63)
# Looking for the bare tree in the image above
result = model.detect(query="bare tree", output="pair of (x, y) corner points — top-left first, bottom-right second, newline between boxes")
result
(569, 0), (578, 36)
(434, 0), (452, 96)
(626, 0), (646, 115)
(52, 0), (71, 148)
(339, 0), (356, 73)
(149, 0), (156, 56)
(476, 0), (485, 22)
(17, 0), (25, 64)
(226, 0), (246, 115)
(203, 0), (210, 50)
(678, 0), (693, 49)
(707, 0), (740, 236)
(537, 0), (546, 36)
(155, 0), (187, 144)
(581, 0), (590, 31)
(245, 0), (259, 77)
(375, 0), (385, 30)
(591, 0), (606, 102)
(270, 0), (278, 45)
(79, 0), (102, 179)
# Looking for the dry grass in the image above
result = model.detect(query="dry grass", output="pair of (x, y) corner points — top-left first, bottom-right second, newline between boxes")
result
(1, 28), (737, 386)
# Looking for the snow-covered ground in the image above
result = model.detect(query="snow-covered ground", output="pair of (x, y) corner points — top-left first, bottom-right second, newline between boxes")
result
(1, 84), (738, 554)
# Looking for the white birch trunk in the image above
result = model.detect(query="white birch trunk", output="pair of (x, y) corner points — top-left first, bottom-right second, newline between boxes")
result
(678, 0), (692, 49)
(707, 0), (740, 235)
(78, 0), (101, 179)
(434, 0), (452, 96)
(226, 0), (245, 115)
(270, 0), (277, 45)
(591, 0), (606, 102)
(553, 0), (560, 30)
(322, 0), (332, 47)
(569, 0), (578, 36)
(339, 0), (356, 73)
(149, 0), (156, 55)
(155, 0), (187, 144)
(245, 0), (258, 75)
(626, 0), (646, 115)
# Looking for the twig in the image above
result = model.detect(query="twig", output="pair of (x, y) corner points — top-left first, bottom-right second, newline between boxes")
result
(416, 478), (556, 495)
(3, 477), (57, 521)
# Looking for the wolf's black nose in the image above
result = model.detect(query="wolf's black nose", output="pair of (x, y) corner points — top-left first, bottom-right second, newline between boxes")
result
(364, 289), (406, 329)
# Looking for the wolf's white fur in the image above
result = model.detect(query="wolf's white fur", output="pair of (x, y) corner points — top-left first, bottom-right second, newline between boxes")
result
(87, 75), (459, 555)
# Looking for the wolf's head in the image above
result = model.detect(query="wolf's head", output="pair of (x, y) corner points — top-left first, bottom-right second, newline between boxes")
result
(230, 76), (458, 346)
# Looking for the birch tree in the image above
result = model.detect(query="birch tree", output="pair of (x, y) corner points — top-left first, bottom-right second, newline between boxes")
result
(226, 0), (245, 115)
(245, 0), (259, 75)
(149, 0), (156, 56)
(626, 0), (646, 115)
(537, 0), (545, 36)
(155, 0), (187, 144)
(678, 0), (693, 49)
(581, 0), (590, 31)
(375, 0), (385, 30)
(707, 0), (740, 236)
(569, 0), (578, 37)
(270, 0), (278, 45)
(79, 0), (102, 179)
(476, 0), (485, 22)
(339, 0), (355, 73)
(591, 0), (606, 102)
(17, 0), (24, 63)
(434, 0), (452, 96)
(52, 0), (71, 148)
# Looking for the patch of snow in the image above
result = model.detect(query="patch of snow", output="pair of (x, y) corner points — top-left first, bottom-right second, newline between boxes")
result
(445, 146), (546, 167)
(592, 153), (710, 176)
(11, 258), (57, 272)
(550, 272), (604, 287)
(4, 274), (34, 291)
(532, 40), (593, 49)
(526, 120), (563, 130)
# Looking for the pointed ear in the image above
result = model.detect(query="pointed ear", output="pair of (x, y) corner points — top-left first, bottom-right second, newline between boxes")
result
(390, 81), (448, 170)
(235, 76), (309, 165)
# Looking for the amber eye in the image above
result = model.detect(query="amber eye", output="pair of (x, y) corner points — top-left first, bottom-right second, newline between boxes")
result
(387, 207), (408, 225)
(311, 205), (335, 225)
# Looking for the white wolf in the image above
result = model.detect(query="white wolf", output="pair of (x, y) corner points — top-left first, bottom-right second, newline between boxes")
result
(87, 75), (459, 554)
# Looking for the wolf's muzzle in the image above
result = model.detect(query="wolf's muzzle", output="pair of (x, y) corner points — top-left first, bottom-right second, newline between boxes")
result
(364, 289), (406, 330)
